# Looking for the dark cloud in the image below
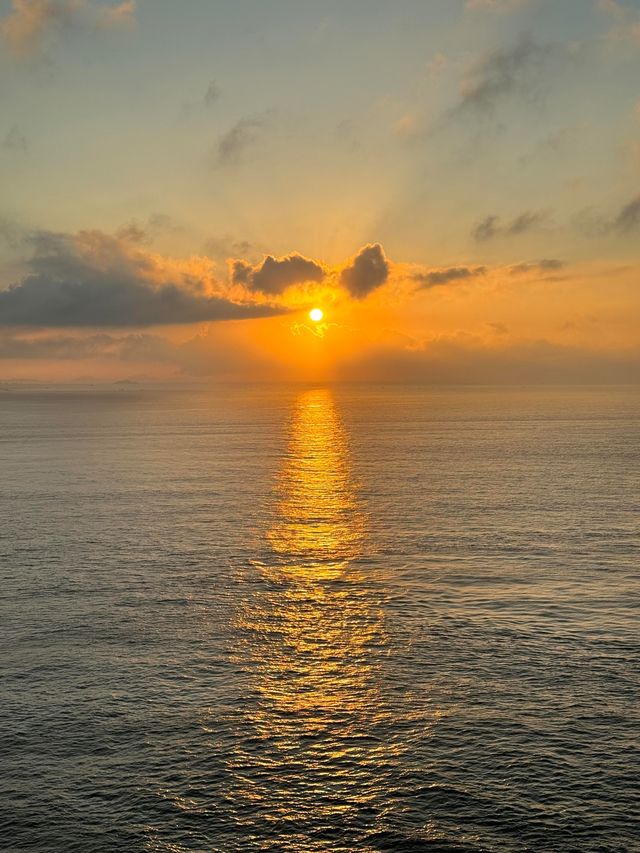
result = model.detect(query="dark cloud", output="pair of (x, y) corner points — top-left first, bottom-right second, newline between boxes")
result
(472, 210), (549, 241)
(613, 194), (640, 233)
(2, 124), (28, 153)
(215, 111), (274, 166)
(231, 252), (324, 294)
(458, 35), (558, 116)
(0, 229), (283, 327)
(508, 258), (564, 275)
(414, 265), (486, 289)
(340, 243), (389, 298)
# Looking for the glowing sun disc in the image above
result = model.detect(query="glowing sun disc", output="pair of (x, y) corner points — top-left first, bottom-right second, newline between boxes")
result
(309, 308), (324, 323)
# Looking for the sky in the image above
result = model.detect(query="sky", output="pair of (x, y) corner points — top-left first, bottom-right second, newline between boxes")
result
(1, 0), (639, 383)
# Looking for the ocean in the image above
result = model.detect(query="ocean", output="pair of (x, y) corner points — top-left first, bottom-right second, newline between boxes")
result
(1, 384), (638, 852)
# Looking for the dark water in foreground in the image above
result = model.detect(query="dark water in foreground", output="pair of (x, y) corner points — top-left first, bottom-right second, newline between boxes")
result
(1, 385), (639, 853)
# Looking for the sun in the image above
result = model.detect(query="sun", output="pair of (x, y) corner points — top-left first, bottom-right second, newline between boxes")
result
(309, 307), (323, 323)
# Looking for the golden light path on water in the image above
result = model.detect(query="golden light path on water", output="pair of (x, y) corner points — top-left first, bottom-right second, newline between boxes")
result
(267, 388), (364, 580)
(228, 389), (404, 848)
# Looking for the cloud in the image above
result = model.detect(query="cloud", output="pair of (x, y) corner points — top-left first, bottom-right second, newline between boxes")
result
(508, 258), (564, 275)
(340, 243), (389, 299)
(412, 260), (562, 289)
(4, 328), (637, 386)
(204, 80), (220, 107)
(0, 0), (74, 55)
(114, 214), (182, 245)
(115, 220), (150, 244)
(487, 321), (509, 335)
(0, 0), (136, 56)
(0, 329), (165, 360)
(613, 193), (640, 232)
(414, 265), (487, 289)
(0, 217), (26, 249)
(457, 35), (558, 116)
(577, 192), (640, 236)
(506, 210), (547, 235)
(472, 209), (549, 241)
(472, 215), (499, 242)
(0, 328), (229, 379)
(215, 111), (275, 166)
(517, 123), (586, 168)
(0, 229), (284, 327)
(230, 252), (324, 294)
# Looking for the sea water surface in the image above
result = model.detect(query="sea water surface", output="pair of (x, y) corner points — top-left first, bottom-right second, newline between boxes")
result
(1, 384), (638, 852)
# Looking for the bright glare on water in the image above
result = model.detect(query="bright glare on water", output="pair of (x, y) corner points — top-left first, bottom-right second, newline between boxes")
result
(1, 384), (638, 852)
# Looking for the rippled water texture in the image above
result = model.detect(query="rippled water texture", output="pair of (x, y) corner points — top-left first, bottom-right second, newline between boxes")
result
(1, 385), (639, 852)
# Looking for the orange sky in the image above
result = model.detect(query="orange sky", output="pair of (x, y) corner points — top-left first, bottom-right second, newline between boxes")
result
(1, 0), (639, 383)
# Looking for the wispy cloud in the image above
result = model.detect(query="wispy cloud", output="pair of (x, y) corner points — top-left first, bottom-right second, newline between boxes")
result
(111, 214), (183, 247)
(613, 193), (640, 232)
(456, 35), (560, 117)
(203, 79), (221, 107)
(575, 192), (640, 236)
(414, 265), (486, 289)
(472, 209), (550, 241)
(507, 258), (564, 275)
(214, 111), (275, 167)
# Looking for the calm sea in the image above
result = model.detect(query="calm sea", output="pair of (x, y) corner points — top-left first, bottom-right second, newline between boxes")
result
(1, 385), (638, 853)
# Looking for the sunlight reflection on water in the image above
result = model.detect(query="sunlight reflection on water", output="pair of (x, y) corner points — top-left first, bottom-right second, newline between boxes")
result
(268, 388), (365, 576)
(229, 389), (403, 847)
